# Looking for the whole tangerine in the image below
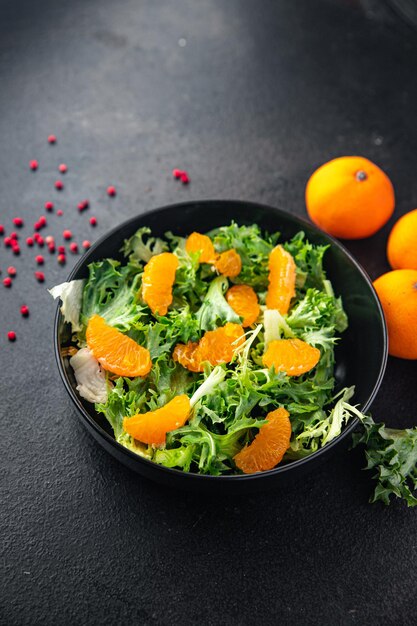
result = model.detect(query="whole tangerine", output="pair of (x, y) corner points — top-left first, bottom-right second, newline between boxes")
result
(373, 269), (417, 359)
(387, 209), (417, 270)
(305, 156), (395, 239)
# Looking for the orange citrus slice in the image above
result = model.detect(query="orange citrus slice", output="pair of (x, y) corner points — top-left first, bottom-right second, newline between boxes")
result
(266, 245), (296, 313)
(173, 323), (245, 372)
(185, 232), (216, 263)
(123, 395), (191, 444)
(234, 407), (291, 473)
(263, 338), (320, 376)
(226, 284), (260, 327)
(86, 314), (152, 377)
(142, 252), (179, 315)
(214, 249), (242, 278)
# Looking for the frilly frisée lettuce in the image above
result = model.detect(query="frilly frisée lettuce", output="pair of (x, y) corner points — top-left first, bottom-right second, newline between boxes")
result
(50, 221), (417, 506)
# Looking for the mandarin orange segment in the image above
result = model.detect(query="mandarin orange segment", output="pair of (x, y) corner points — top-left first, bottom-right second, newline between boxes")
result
(172, 341), (201, 372)
(142, 252), (179, 316)
(123, 395), (191, 444)
(262, 338), (320, 376)
(86, 314), (152, 377)
(173, 323), (245, 372)
(226, 284), (260, 327)
(265, 245), (296, 313)
(185, 232), (216, 264)
(234, 407), (291, 473)
(214, 249), (242, 278)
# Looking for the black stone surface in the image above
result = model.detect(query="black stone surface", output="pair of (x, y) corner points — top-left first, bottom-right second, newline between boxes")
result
(2, 1), (417, 624)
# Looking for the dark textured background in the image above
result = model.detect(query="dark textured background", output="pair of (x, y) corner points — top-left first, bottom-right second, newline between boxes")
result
(2, 1), (417, 624)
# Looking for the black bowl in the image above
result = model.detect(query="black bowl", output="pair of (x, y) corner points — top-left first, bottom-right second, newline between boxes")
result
(54, 200), (387, 494)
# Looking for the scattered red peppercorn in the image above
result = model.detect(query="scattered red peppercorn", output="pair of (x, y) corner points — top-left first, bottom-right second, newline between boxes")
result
(12, 245), (20, 255)
(37, 236), (44, 247)
(10, 231), (18, 240)
(107, 185), (116, 197)
(30, 159), (38, 171)
(3, 277), (12, 287)
(57, 254), (66, 265)
(33, 232), (41, 242)
(45, 201), (54, 212)
(48, 243), (56, 253)
(4, 236), (12, 247)
(12, 217), (24, 227)
(58, 163), (67, 173)
(57, 209), (63, 216)
(180, 172), (190, 184)
(89, 216), (97, 226)
(38, 216), (47, 227)
(7, 331), (16, 342)
(34, 271), (45, 282)
(26, 236), (34, 247)
(55, 180), (64, 190)
(7, 266), (16, 276)
(57, 245), (66, 254)
(45, 235), (54, 245)
(69, 242), (78, 253)
(0, 225), (4, 235)
(48, 134), (57, 144)
(20, 305), (29, 317)
(78, 199), (89, 212)
(34, 221), (41, 231)
(35, 254), (44, 265)
(82, 240), (91, 249)
(63, 229), (72, 240)
(172, 168), (182, 179)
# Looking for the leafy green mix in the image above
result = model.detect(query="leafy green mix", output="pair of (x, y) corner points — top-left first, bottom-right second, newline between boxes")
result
(51, 222), (417, 507)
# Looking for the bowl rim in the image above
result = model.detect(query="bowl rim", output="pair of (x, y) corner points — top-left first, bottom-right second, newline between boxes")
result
(53, 199), (388, 483)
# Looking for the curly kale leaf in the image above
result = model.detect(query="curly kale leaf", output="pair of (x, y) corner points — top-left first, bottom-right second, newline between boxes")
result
(208, 222), (279, 289)
(352, 415), (417, 507)
(80, 259), (146, 331)
(196, 276), (241, 331)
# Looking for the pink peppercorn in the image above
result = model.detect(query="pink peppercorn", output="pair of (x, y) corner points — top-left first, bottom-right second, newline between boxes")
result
(57, 209), (63, 216)
(35, 255), (44, 265)
(57, 245), (65, 254)
(45, 235), (54, 245)
(7, 266), (16, 276)
(63, 229), (72, 240)
(4, 236), (12, 247)
(57, 254), (66, 265)
(48, 135), (56, 144)
(107, 185), (116, 197)
(0, 225), (4, 235)
(55, 180), (64, 190)
(37, 236), (44, 247)
(30, 159), (38, 171)
(38, 217), (47, 228)
(180, 172), (190, 184)
(20, 305), (29, 317)
(12, 217), (24, 227)
(58, 163), (67, 173)
(10, 232), (18, 240)
(172, 169), (182, 179)
(3, 277), (12, 287)
(7, 331), (16, 342)
(26, 236), (34, 247)
(89, 216), (97, 226)
(45, 201), (54, 212)
(48, 243), (56, 253)
(82, 240), (91, 249)
(12, 245), (20, 255)
(33, 233), (41, 242)
(69, 242), (78, 253)
(34, 221), (41, 231)
(34, 271), (45, 282)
